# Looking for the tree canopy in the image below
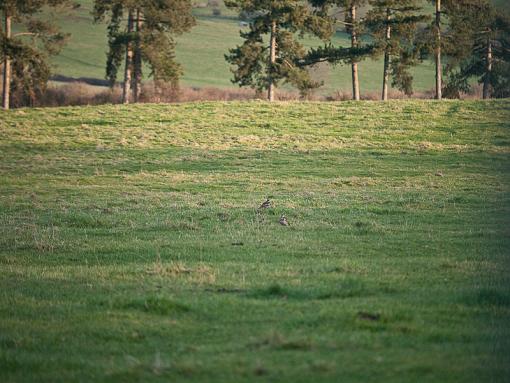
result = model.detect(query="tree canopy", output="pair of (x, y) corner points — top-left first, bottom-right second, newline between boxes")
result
(225, 0), (333, 100)
(442, 0), (510, 98)
(1, 0), (70, 108)
(94, 0), (195, 102)
(365, 0), (429, 98)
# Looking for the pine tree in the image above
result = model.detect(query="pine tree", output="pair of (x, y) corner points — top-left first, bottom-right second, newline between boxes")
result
(94, 0), (195, 104)
(415, 0), (448, 99)
(307, 0), (371, 100)
(1, 0), (70, 109)
(366, 0), (428, 100)
(345, 1), (365, 100)
(442, 0), (510, 99)
(224, 0), (333, 101)
(430, 0), (442, 99)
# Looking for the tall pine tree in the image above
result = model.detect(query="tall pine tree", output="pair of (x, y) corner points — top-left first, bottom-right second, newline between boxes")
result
(366, 0), (428, 100)
(307, 0), (371, 100)
(344, 0), (366, 100)
(430, 0), (442, 99)
(442, 0), (510, 99)
(94, 0), (195, 104)
(416, 0), (449, 99)
(1, 0), (70, 109)
(225, 0), (333, 101)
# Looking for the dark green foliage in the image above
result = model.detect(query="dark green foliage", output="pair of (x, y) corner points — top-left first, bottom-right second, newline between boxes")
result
(442, 0), (510, 98)
(305, 0), (373, 66)
(366, 0), (429, 96)
(303, 43), (373, 65)
(491, 61), (510, 98)
(225, 0), (333, 96)
(101, 1), (123, 86)
(0, 0), (70, 107)
(9, 45), (51, 107)
(93, 0), (195, 88)
(142, 27), (181, 85)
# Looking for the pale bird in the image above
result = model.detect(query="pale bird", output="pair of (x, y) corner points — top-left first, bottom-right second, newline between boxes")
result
(279, 215), (289, 226)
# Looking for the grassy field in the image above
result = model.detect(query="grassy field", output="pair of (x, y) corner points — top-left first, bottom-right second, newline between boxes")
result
(1, 100), (510, 382)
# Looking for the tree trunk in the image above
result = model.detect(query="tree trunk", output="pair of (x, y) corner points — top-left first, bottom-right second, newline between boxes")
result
(133, 9), (143, 103)
(122, 10), (134, 104)
(382, 8), (391, 101)
(2, 14), (12, 110)
(268, 20), (277, 102)
(483, 36), (492, 100)
(435, 0), (442, 100)
(350, 5), (360, 101)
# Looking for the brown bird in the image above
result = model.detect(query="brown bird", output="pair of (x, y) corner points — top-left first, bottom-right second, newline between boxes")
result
(259, 199), (271, 209)
(279, 215), (289, 226)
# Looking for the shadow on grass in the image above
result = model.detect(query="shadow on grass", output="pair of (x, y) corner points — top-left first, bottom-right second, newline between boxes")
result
(461, 288), (510, 307)
(246, 279), (386, 301)
(248, 330), (313, 351)
(115, 296), (191, 315)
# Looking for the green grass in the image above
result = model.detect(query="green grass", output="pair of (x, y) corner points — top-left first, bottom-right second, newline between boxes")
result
(1, 100), (510, 382)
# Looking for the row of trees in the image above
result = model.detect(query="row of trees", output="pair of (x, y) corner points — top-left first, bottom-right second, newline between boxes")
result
(1, 0), (509, 109)
(226, 0), (510, 101)
(0, 0), (196, 109)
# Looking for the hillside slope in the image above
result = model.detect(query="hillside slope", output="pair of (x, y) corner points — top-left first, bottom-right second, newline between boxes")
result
(1, 100), (509, 382)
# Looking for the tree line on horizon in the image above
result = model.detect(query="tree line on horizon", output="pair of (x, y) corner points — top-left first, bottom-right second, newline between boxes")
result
(1, 0), (509, 109)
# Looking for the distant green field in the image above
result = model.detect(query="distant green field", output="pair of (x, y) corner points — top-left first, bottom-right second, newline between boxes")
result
(1, 100), (509, 382)
(50, 0), (438, 95)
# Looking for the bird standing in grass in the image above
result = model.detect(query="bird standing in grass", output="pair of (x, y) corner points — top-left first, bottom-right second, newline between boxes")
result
(259, 199), (271, 209)
(279, 215), (289, 226)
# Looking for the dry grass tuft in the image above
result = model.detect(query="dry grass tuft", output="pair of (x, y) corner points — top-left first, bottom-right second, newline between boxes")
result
(147, 257), (216, 284)
(0, 214), (64, 253)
